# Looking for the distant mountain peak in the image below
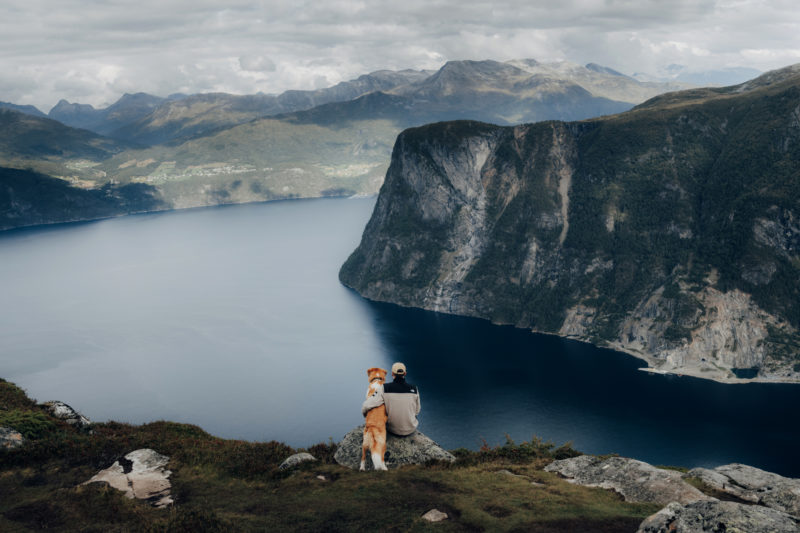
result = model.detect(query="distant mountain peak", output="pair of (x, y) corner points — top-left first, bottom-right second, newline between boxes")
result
(0, 101), (46, 118)
(585, 63), (627, 77)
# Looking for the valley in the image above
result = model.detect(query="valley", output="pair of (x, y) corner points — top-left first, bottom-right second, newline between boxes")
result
(0, 59), (692, 230)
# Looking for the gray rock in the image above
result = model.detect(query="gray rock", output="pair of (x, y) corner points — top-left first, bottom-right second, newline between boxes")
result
(42, 401), (91, 429)
(421, 509), (448, 522)
(637, 500), (800, 533)
(686, 463), (800, 517)
(0, 427), (25, 449)
(279, 452), (317, 470)
(544, 455), (711, 505)
(83, 449), (172, 508)
(496, 469), (527, 479)
(334, 425), (455, 470)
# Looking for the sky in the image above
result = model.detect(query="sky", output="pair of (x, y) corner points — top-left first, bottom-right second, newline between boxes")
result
(1, 0), (799, 112)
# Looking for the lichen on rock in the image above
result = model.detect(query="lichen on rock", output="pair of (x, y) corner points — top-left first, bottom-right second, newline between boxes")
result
(279, 452), (317, 470)
(544, 455), (711, 505)
(637, 500), (799, 533)
(0, 427), (25, 449)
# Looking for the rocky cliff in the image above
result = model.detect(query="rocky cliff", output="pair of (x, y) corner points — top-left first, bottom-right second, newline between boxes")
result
(340, 65), (800, 383)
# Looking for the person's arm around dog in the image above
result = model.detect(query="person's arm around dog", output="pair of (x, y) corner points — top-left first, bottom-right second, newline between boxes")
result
(361, 390), (384, 416)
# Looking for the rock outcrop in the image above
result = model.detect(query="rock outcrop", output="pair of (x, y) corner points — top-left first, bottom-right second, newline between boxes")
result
(334, 425), (455, 470)
(0, 427), (25, 449)
(637, 500), (799, 533)
(279, 452), (317, 470)
(42, 401), (91, 429)
(686, 463), (800, 517)
(83, 449), (173, 508)
(340, 66), (800, 383)
(544, 455), (711, 505)
(421, 509), (448, 522)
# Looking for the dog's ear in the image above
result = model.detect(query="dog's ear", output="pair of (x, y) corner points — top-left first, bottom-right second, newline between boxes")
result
(366, 367), (380, 376)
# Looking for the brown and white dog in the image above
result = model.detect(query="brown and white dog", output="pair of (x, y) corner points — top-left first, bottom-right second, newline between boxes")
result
(361, 367), (388, 471)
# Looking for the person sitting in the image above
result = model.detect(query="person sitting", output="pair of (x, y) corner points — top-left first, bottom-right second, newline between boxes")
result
(361, 362), (420, 436)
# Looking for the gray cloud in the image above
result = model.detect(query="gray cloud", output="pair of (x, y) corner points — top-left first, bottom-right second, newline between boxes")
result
(1, 0), (798, 111)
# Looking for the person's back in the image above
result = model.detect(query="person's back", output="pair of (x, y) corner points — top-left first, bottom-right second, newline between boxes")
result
(383, 373), (420, 436)
(361, 362), (420, 436)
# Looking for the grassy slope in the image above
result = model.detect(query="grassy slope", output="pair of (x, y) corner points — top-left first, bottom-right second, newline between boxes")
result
(0, 378), (661, 532)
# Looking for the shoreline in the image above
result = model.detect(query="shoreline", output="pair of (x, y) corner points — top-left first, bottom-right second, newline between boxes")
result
(344, 292), (800, 386)
(603, 341), (800, 385)
(0, 192), (377, 234)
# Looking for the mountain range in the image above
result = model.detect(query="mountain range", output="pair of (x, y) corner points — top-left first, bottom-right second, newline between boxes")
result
(0, 59), (751, 230)
(340, 64), (800, 383)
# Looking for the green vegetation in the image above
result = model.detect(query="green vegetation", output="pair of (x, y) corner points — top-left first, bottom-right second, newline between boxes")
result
(1, 379), (662, 532)
(0, 167), (165, 231)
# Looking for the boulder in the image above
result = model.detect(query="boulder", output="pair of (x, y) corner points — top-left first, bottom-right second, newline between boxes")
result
(421, 509), (448, 522)
(686, 463), (800, 517)
(544, 455), (711, 505)
(0, 427), (25, 449)
(83, 449), (172, 508)
(279, 452), (317, 470)
(42, 401), (91, 429)
(334, 425), (455, 470)
(637, 500), (800, 533)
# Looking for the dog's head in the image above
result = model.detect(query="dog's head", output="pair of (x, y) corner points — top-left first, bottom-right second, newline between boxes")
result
(366, 367), (387, 395)
(366, 367), (388, 384)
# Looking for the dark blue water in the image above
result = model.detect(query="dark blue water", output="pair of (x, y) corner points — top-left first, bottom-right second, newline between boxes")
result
(1, 197), (798, 477)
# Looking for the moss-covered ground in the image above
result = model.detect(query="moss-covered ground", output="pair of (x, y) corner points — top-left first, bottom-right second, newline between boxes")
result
(1, 378), (662, 531)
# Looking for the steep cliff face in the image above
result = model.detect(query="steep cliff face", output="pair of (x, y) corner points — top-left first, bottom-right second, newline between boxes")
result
(340, 66), (800, 383)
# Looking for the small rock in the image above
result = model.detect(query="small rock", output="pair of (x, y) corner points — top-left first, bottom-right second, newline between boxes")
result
(686, 463), (800, 517)
(279, 452), (317, 470)
(83, 449), (172, 508)
(545, 455), (711, 505)
(0, 427), (25, 449)
(316, 475), (327, 481)
(497, 469), (529, 480)
(42, 401), (91, 429)
(637, 500), (799, 533)
(422, 509), (448, 522)
(334, 425), (455, 470)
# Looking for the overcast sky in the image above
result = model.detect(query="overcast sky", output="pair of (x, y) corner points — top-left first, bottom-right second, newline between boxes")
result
(1, 0), (799, 111)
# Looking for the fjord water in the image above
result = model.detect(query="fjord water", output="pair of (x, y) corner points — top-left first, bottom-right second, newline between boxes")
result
(2, 198), (799, 477)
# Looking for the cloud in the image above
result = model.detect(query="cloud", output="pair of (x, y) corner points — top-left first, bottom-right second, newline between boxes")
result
(238, 55), (277, 73)
(0, 0), (798, 110)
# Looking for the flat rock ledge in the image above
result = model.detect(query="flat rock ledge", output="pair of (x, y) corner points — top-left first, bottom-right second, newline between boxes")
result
(637, 500), (800, 533)
(42, 401), (91, 429)
(544, 455), (711, 505)
(0, 427), (25, 449)
(334, 425), (456, 470)
(279, 452), (317, 470)
(83, 449), (172, 508)
(686, 463), (800, 518)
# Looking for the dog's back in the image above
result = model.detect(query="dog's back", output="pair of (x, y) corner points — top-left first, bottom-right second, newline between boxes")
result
(361, 367), (388, 471)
